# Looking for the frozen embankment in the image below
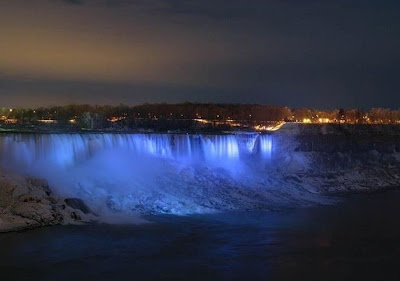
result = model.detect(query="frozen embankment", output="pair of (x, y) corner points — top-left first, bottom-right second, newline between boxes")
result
(1, 123), (400, 231)
(0, 170), (96, 232)
(275, 123), (400, 193)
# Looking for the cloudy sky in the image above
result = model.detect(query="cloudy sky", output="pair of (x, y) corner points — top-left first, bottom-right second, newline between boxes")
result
(0, 0), (399, 108)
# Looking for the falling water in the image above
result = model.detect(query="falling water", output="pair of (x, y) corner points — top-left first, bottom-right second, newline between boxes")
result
(0, 133), (279, 215)
(0, 133), (274, 170)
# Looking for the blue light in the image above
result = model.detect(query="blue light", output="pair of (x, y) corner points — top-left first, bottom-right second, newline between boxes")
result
(0, 132), (276, 215)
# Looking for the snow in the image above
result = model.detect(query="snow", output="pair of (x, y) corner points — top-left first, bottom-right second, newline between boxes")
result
(0, 170), (97, 232)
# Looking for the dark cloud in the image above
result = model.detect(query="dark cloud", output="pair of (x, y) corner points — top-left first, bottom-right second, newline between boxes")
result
(0, 0), (399, 108)
(62, 0), (84, 5)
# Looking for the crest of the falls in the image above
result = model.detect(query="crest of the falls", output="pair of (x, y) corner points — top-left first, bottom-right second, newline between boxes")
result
(0, 133), (273, 169)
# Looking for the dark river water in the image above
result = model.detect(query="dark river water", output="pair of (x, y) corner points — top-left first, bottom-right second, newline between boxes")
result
(2, 191), (400, 281)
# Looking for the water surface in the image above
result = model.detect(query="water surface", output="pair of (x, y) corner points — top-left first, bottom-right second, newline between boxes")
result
(1, 191), (400, 281)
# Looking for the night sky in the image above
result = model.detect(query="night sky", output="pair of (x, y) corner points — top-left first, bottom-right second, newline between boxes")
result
(1, 0), (399, 108)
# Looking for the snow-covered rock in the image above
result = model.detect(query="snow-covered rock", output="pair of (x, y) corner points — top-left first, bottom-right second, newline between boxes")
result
(0, 170), (96, 232)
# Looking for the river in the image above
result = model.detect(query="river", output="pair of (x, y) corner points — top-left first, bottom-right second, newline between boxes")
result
(1, 191), (400, 280)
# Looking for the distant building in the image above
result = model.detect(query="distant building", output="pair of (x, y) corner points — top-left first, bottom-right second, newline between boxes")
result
(5, 118), (18, 124)
(37, 119), (58, 124)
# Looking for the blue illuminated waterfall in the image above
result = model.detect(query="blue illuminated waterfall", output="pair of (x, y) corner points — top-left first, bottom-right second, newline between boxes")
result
(0, 133), (282, 215)
(0, 133), (274, 169)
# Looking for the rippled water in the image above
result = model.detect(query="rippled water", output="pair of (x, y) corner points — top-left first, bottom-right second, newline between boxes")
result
(1, 191), (400, 281)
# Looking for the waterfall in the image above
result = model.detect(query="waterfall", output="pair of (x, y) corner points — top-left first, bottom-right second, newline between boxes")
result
(0, 132), (280, 215)
(257, 134), (274, 159)
(0, 133), (274, 170)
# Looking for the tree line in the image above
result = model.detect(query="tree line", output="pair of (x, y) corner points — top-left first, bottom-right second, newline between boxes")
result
(1, 103), (400, 130)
